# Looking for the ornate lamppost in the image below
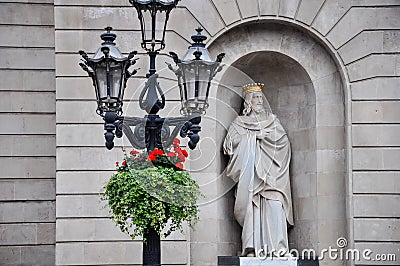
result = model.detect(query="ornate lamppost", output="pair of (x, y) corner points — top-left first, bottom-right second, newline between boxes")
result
(78, 0), (224, 265)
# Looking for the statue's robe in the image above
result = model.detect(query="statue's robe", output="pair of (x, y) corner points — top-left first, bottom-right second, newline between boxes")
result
(223, 113), (293, 255)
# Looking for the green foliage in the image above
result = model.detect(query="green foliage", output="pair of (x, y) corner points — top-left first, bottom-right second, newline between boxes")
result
(102, 147), (200, 241)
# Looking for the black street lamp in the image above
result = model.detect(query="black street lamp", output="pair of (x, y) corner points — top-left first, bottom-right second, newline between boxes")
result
(78, 1), (224, 265)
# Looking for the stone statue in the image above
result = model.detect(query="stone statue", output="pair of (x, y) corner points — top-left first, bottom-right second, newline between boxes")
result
(223, 83), (294, 257)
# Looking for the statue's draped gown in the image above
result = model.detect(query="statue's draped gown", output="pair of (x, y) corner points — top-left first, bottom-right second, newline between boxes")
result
(223, 113), (293, 255)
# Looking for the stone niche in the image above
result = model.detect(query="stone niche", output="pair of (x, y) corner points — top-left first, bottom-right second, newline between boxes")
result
(188, 22), (347, 266)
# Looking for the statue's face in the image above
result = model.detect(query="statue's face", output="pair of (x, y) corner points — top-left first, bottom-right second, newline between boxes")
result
(251, 92), (264, 113)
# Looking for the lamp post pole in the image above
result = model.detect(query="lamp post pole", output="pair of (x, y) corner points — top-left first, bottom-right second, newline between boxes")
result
(78, 1), (224, 265)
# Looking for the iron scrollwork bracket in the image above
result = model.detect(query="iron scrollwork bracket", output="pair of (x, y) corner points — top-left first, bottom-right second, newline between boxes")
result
(103, 112), (202, 151)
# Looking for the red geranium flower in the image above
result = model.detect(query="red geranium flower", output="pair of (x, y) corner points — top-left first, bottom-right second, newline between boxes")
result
(130, 150), (139, 155)
(116, 161), (119, 166)
(178, 154), (186, 162)
(175, 162), (183, 169)
(148, 154), (157, 161)
(167, 152), (176, 157)
(150, 149), (164, 156)
(181, 149), (188, 157)
(174, 146), (182, 154)
(173, 138), (180, 145)
(122, 160), (127, 166)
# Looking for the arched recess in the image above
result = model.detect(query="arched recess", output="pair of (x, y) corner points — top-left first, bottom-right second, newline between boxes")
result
(189, 21), (348, 265)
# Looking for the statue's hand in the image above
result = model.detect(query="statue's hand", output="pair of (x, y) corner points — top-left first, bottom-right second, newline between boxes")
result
(256, 129), (271, 139)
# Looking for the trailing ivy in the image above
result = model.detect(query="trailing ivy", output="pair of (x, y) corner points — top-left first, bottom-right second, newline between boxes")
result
(102, 142), (200, 241)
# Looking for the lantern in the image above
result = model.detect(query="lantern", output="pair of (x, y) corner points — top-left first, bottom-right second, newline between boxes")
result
(79, 27), (137, 115)
(169, 28), (225, 115)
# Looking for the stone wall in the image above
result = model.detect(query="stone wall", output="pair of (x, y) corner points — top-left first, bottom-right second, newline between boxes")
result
(0, 0), (399, 265)
(0, 0), (56, 264)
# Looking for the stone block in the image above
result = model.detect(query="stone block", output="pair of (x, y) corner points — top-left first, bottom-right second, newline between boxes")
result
(295, 196), (317, 221)
(314, 71), (344, 104)
(0, 157), (55, 179)
(55, 243), (85, 265)
(56, 147), (124, 171)
(352, 0), (400, 5)
(354, 242), (400, 265)
(55, 29), (188, 56)
(0, 48), (54, 69)
(56, 101), (101, 123)
(317, 219), (347, 249)
(54, 6), (136, 30)
(338, 31), (383, 65)
(317, 172), (346, 197)
(0, 70), (55, 92)
(354, 194), (400, 217)
(292, 173), (317, 199)
(54, 0), (126, 5)
(218, 219), (241, 243)
(190, 242), (218, 266)
(37, 223), (55, 244)
(0, 114), (55, 134)
(56, 124), (126, 147)
(353, 172), (400, 194)
(13, 179), (55, 201)
(56, 51), (175, 80)
(383, 31), (400, 52)
(316, 126), (345, 150)
(316, 149), (345, 173)
(0, 181), (14, 200)
(56, 76), (180, 101)
(236, 0), (259, 18)
(0, 91), (55, 113)
(56, 195), (109, 218)
(312, 0), (351, 36)
(259, 0), (280, 16)
(347, 54), (397, 82)
(354, 147), (400, 171)
(0, 91), (56, 113)
(352, 101), (400, 123)
(190, 219), (219, 242)
(352, 125), (400, 146)
(56, 171), (112, 194)
(317, 196), (346, 219)
(180, 0), (224, 36)
(328, 7), (400, 49)
(291, 150), (317, 176)
(0, 135), (55, 157)
(0, 25), (54, 47)
(351, 77), (400, 100)
(161, 241), (188, 265)
(0, 246), (21, 264)
(279, 0), (301, 18)
(56, 218), (129, 242)
(84, 242), (142, 264)
(0, 201), (55, 223)
(0, 224), (36, 245)
(211, 0), (241, 26)
(296, 0), (325, 25)
(290, 219), (318, 252)
(354, 218), (400, 241)
(0, 3), (54, 25)
(21, 245), (55, 266)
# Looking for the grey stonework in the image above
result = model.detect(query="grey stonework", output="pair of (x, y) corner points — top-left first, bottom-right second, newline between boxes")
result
(0, 1), (56, 265)
(0, 0), (399, 265)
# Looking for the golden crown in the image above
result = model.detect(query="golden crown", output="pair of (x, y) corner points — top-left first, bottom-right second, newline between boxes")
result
(242, 83), (265, 93)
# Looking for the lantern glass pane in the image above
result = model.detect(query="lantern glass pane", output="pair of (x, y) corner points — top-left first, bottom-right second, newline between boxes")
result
(109, 62), (123, 102)
(96, 65), (107, 101)
(140, 8), (168, 50)
(198, 64), (211, 102)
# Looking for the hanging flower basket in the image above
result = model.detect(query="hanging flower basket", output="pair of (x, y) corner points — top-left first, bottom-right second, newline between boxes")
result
(102, 138), (200, 240)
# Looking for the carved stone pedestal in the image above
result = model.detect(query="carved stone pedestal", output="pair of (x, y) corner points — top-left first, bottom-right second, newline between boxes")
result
(218, 257), (318, 266)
